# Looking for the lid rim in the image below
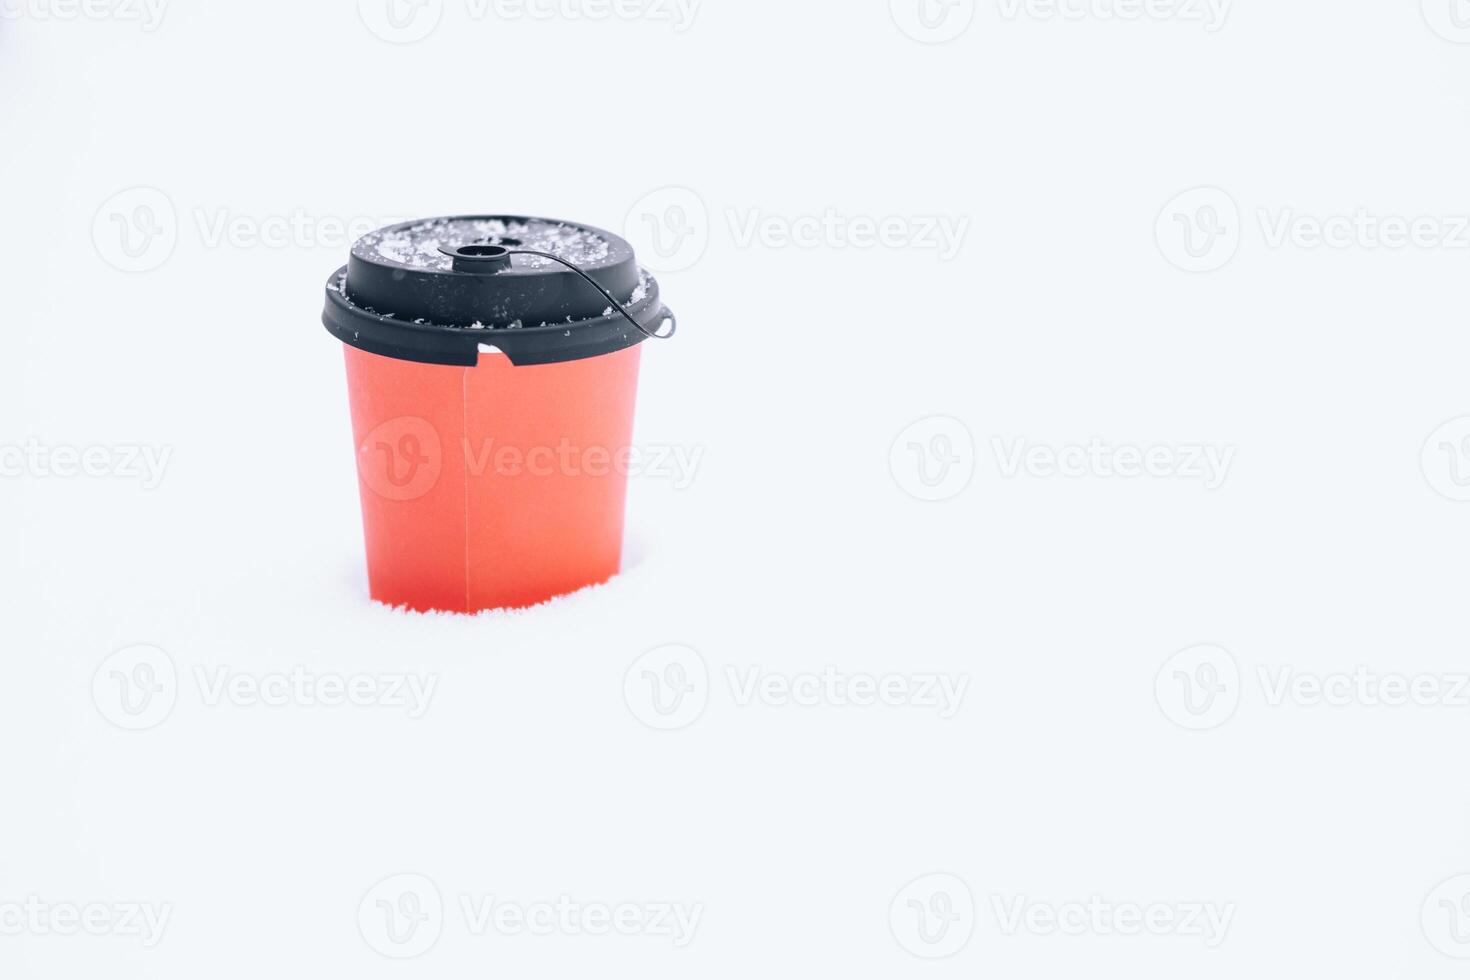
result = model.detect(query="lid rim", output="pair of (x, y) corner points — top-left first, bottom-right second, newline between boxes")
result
(323, 266), (665, 367)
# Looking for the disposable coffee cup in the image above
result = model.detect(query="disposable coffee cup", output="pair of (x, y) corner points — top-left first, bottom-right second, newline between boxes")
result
(322, 215), (675, 613)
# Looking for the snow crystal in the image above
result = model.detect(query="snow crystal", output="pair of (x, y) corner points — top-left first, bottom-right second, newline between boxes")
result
(629, 269), (651, 305)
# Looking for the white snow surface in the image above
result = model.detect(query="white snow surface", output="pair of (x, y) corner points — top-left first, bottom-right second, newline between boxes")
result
(355, 217), (613, 272)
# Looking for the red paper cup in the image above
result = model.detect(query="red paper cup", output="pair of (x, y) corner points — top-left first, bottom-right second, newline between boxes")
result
(323, 216), (675, 613)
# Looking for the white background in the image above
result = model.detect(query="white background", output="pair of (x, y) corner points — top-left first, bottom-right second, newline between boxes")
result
(4, 0), (1470, 976)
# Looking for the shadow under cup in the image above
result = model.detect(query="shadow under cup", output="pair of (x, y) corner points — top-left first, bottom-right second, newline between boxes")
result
(322, 215), (675, 613)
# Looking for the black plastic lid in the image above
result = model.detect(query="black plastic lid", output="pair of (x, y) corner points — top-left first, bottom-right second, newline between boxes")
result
(322, 215), (673, 367)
